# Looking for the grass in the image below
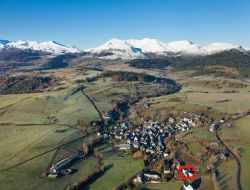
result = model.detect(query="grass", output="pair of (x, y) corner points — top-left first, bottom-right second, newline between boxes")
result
(216, 159), (237, 190)
(138, 182), (183, 190)
(0, 124), (82, 170)
(176, 150), (201, 166)
(220, 116), (250, 190)
(83, 145), (144, 190)
(187, 142), (204, 154)
(0, 93), (31, 109)
(221, 116), (250, 143)
(150, 76), (250, 114)
(238, 146), (250, 190)
(0, 84), (102, 189)
(0, 153), (99, 190)
(0, 88), (100, 125)
(191, 128), (217, 141)
(186, 92), (250, 114)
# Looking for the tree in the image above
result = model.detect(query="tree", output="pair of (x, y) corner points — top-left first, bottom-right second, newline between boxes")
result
(133, 150), (143, 159)
(82, 143), (89, 156)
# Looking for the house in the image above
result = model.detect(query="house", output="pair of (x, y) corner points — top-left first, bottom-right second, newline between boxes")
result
(183, 184), (194, 190)
(182, 168), (194, 178)
(143, 173), (161, 181)
(210, 142), (219, 146)
(164, 151), (169, 158)
(169, 118), (175, 124)
(220, 152), (230, 161)
(143, 103), (150, 109)
(209, 124), (215, 132)
(120, 123), (127, 130)
(134, 174), (142, 183)
(115, 144), (130, 150)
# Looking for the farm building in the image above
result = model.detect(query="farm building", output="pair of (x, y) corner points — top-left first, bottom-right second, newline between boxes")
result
(49, 153), (83, 175)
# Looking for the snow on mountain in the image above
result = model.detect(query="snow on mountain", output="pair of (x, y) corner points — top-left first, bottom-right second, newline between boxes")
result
(126, 38), (170, 53)
(0, 40), (10, 49)
(89, 38), (144, 59)
(166, 40), (206, 55)
(204, 42), (244, 54)
(1, 38), (247, 59)
(87, 38), (248, 59)
(0, 39), (81, 54)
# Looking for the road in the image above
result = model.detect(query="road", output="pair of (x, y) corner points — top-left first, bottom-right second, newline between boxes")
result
(215, 128), (242, 190)
(81, 89), (105, 124)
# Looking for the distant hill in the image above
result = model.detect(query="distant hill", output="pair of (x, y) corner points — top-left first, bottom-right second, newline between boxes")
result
(128, 50), (250, 79)
(0, 49), (48, 62)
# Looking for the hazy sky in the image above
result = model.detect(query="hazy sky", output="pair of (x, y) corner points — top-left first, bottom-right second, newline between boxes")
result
(0, 0), (250, 49)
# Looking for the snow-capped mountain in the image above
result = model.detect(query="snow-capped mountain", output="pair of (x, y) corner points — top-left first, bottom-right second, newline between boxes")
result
(203, 42), (244, 54)
(0, 40), (81, 54)
(126, 38), (170, 53)
(89, 38), (144, 59)
(1, 38), (247, 59)
(87, 38), (246, 59)
(166, 40), (206, 55)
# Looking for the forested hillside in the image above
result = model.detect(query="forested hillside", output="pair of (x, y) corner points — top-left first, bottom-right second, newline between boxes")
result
(128, 50), (250, 78)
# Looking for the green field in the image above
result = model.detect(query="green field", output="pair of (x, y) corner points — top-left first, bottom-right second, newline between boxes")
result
(221, 116), (250, 143)
(0, 86), (102, 190)
(150, 76), (250, 114)
(187, 142), (204, 154)
(0, 124), (82, 170)
(82, 145), (144, 190)
(216, 159), (237, 190)
(191, 128), (217, 141)
(239, 146), (250, 190)
(138, 182), (183, 190)
(0, 152), (99, 190)
(186, 92), (250, 114)
(220, 116), (250, 190)
(0, 88), (100, 125)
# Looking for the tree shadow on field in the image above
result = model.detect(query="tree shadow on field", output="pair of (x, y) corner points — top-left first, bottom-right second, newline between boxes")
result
(80, 164), (113, 190)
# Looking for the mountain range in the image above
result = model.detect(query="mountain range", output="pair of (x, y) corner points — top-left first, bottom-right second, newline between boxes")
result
(0, 40), (80, 54)
(0, 38), (249, 60)
(87, 38), (248, 59)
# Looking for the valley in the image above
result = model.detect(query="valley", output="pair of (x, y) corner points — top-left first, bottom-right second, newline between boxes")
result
(0, 55), (250, 190)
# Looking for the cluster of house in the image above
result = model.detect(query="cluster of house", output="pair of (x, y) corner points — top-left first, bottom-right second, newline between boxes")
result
(98, 116), (197, 156)
(133, 160), (196, 184)
(209, 119), (225, 132)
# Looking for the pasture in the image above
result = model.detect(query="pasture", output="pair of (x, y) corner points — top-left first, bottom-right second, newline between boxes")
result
(82, 145), (144, 190)
(150, 75), (250, 114)
(0, 88), (100, 125)
(0, 152), (99, 190)
(138, 182), (183, 190)
(0, 84), (102, 189)
(220, 116), (250, 190)
(216, 159), (237, 190)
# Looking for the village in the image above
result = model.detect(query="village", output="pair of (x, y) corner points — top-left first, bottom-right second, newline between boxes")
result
(42, 107), (233, 190)
(97, 112), (203, 190)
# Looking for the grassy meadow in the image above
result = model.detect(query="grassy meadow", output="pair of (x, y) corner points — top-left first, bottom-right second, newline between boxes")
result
(0, 88), (100, 125)
(220, 116), (250, 190)
(0, 71), (103, 190)
(82, 145), (144, 190)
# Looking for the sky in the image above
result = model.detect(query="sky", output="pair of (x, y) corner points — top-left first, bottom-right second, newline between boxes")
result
(0, 0), (250, 49)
